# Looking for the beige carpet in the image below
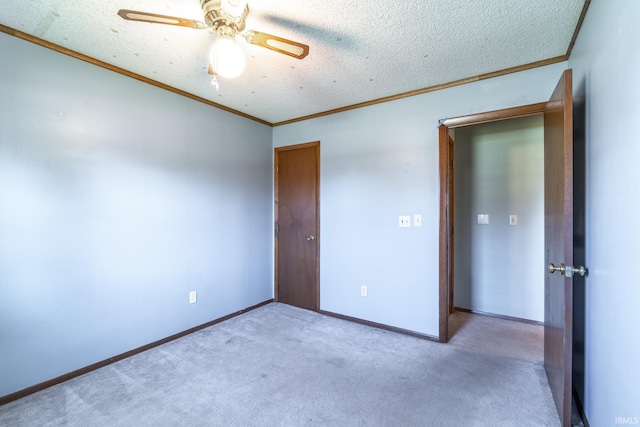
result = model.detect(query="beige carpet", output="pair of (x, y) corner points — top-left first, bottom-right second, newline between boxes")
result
(448, 310), (544, 363)
(0, 303), (559, 426)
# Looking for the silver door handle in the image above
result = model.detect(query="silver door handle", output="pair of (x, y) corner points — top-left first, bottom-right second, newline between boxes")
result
(549, 263), (588, 277)
(566, 265), (588, 277)
(306, 235), (315, 241)
(548, 263), (565, 274)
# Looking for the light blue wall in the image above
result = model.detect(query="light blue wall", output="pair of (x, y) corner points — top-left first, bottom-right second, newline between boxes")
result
(454, 116), (544, 321)
(568, 0), (640, 424)
(273, 61), (567, 336)
(0, 33), (273, 397)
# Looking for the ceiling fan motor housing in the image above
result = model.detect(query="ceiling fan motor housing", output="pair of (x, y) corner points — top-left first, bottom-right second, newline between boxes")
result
(200, 0), (248, 32)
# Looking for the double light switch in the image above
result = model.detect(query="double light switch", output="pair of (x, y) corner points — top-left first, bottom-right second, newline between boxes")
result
(399, 214), (422, 227)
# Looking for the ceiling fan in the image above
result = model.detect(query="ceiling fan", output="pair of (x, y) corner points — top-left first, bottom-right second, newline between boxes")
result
(117, 0), (309, 83)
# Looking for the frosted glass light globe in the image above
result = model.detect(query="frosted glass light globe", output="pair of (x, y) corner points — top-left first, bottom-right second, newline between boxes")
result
(209, 36), (246, 79)
(221, 0), (248, 17)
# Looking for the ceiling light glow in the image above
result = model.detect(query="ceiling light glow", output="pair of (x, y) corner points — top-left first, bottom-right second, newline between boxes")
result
(209, 35), (245, 79)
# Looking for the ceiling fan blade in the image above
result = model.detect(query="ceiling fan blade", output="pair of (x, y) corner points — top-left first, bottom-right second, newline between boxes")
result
(117, 9), (207, 29)
(244, 30), (309, 59)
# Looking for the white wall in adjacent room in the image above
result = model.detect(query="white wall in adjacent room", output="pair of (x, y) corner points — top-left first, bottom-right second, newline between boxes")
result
(453, 115), (544, 321)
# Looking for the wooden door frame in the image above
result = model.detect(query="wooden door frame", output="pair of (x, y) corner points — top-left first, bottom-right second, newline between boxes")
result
(274, 141), (321, 310)
(438, 103), (546, 342)
(448, 135), (455, 314)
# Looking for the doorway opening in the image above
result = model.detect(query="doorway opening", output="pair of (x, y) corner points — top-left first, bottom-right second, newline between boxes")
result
(438, 102), (547, 343)
(438, 103), (566, 424)
(439, 70), (583, 426)
(448, 114), (546, 336)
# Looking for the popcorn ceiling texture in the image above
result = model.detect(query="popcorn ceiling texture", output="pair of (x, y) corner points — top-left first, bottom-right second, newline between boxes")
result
(1, 0), (586, 124)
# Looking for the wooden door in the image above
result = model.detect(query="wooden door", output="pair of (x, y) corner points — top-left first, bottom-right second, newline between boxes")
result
(274, 142), (319, 311)
(543, 69), (574, 427)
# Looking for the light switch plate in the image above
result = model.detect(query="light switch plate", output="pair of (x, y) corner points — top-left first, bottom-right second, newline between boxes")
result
(509, 215), (518, 225)
(414, 214), (422, 227)
(399, 215), (411, 227)
(477, 214), (489, 224)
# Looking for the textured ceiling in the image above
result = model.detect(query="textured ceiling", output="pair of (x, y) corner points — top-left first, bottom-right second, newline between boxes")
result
(1, 0), (587, 125)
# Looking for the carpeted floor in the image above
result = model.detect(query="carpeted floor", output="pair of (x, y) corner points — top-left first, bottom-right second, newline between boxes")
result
(0, 303), (560, 426)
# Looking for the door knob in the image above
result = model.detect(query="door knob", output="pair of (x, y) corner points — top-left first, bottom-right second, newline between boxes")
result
(548, 263), (565, 274)
(549, 263), (588, 277)
(306, 235), (315, 241)
(566, 265), (588, 277)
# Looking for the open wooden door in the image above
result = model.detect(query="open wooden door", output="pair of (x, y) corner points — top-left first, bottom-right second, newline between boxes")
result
(544, 69), (583, 427)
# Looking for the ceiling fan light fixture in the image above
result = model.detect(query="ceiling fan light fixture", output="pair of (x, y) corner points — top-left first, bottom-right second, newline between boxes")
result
(210, 34), (246, 79)
(118, 2), (310, 84)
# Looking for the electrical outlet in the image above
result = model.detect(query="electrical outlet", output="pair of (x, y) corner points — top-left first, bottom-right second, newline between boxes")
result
(360, 285), (368, 297)
(189, 291), (197, 304)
